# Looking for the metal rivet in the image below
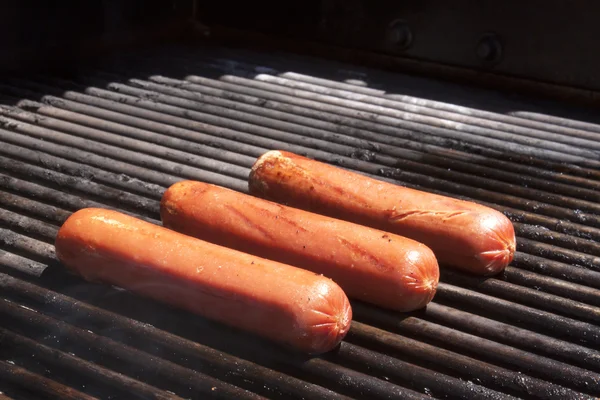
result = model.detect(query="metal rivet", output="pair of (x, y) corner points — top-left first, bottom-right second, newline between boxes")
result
(476, 33), (502, 64)
(386, 20), (413, 51)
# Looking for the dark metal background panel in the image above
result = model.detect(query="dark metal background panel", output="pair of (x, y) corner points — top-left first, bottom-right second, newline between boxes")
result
(0, 0), (192, 72)
(197, 0), (600, 93)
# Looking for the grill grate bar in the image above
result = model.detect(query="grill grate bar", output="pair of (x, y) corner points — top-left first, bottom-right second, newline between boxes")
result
(0, 140), (165, 200)
(502, 267), (600, 307)
(0, 298), (265, 400)
(11, 75), (600, 235)
(0, 359), (97, 400)
(440, 270), (600, 323)
(0, 251), (47, 278)
(346, 322), (592, 398)
(0, 208), (58, 244)
(121, 49), (600, 165)
(18, 93), (270, 161)
(263, 70), (600, 142)
(281, 357), (429, 400)
(0, 273), (351, 400)
(0, 277), (431, 400)
(330, 342), (519, 400)
(517, 237), (600, 271)
(31, 103), (260, 169)
(421, 303), (600, 371)
(514, 223), (600, 258)
(0, 154), (168, 226)
(435, 283), (600, 346)
(0, 113), (247, 193)
(117, 75), (600, 203)
(199, 74), (600, 165)
(0, 171), (157, 223)
(349, 316), (600, 395)
(353, 302), (600, 373)
(174, 47), (600, 141)
(96, 77), (600, 213)
(0, 106), (251, 180)
(0, 190), (70, 227)
(0, 44), (599, 399)
(0, 229), (56, 266)
(509, 111), (600, 134)
(123, 48), (600, 181)
(0, 154), (160, 219)
(0, 124), (179, 190)
(223, 61), (600, 150)
(0, 328), (183, 400)
(511, 252), (600, 289)
(138, 71), (600, 190)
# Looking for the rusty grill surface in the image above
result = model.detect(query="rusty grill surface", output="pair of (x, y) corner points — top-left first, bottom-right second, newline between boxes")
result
(0, 44), (599, 399)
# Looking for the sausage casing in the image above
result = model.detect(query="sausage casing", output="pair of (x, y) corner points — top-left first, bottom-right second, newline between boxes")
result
(161, 181), (439, 312)
(249, 151), (516, 275)
(55, 208), (352, 354)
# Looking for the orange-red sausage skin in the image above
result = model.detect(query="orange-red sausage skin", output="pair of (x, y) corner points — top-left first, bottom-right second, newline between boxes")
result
(249, 151), (516, 276)
(55, 208), (352, 354)
(161, 181), (439, 312)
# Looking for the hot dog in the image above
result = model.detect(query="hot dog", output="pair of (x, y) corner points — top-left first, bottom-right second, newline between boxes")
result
(161, 181), (439, 312)
(248, 151), (516, 275)
(55, 208), (352, 354)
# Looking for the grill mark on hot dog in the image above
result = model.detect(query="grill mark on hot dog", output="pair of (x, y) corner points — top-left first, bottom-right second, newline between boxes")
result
(224, 205), (277, 242)
(257, 152), (372, 208)
(336, 235), (391, 273)
(278, 215), (309, 233)
(244, 202), (309, 233)
(388, 209), (470, 223)
(313, 177), (373, 208)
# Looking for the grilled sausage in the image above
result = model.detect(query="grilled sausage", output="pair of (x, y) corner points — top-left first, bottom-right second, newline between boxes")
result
(161, 181), (439, 312)
(55, 208), (352, 354)
(249, 151), (516, 275)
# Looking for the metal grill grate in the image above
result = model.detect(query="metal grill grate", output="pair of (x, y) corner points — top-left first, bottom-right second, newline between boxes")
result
(0, 44), (599, 399)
